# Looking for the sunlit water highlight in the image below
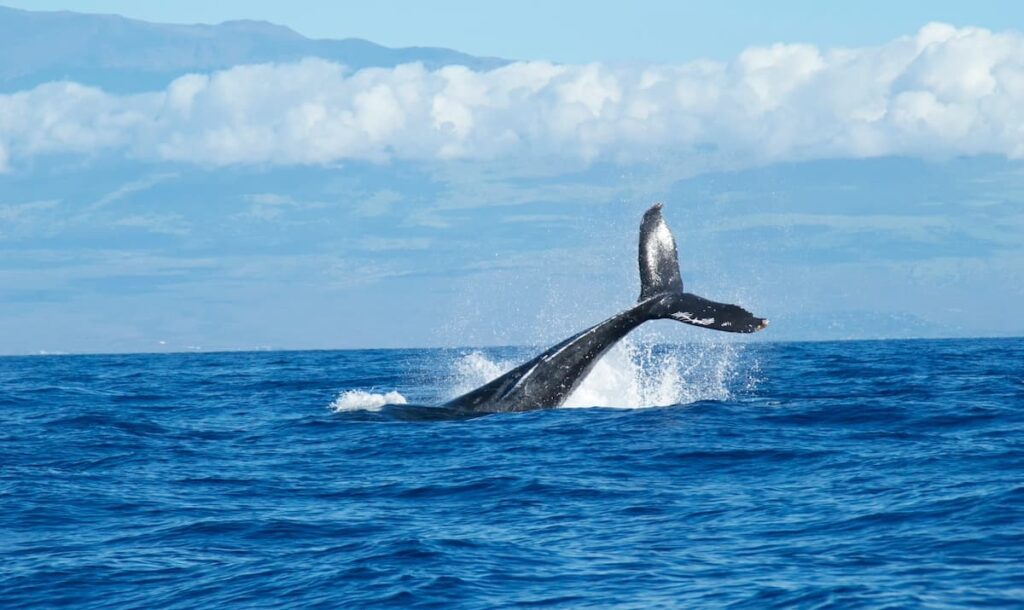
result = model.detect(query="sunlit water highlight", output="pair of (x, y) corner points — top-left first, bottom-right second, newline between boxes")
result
(3, 338), (1023, 608)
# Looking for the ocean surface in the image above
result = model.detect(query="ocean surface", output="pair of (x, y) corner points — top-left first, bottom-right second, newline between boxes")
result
(2, 337), (1023, 608)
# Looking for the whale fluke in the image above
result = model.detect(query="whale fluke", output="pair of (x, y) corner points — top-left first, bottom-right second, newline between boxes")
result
(646, 292), (768, 333)
(638, 203), (766, 333)
(443, 203), (768, 413)
(638, 203), (684, 300)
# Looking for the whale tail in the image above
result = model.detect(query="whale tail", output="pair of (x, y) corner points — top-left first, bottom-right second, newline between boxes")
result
(637, 203), (768, 334)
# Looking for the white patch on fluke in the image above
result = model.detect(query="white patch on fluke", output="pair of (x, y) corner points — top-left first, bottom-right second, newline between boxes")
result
(652, 222), (675, 250)
(671, 312), (715, 326)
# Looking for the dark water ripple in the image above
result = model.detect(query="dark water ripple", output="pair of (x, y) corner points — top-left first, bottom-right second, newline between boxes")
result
(2, 338), (1024, 608)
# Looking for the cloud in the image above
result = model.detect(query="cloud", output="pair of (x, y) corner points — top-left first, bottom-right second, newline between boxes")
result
(356, 189), (404, 217)
(709, 212), (953, 240)
(502, 214), (573, 224)
(0, 199), (59, 222)
(113, 213), (191, 236)
(247, 193), (299, 206)
(357, 237), (433, 251)
(2, 23), (1024, 170)
(0, 199), (60, 238)
(239, 192), (328, 220)
(89, 173), (177, 210)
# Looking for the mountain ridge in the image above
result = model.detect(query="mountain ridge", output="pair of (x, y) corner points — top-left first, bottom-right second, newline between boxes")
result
(0, 4), (507, 92)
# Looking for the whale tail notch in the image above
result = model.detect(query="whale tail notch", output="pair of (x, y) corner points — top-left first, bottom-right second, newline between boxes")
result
(637, 203), (768, 334)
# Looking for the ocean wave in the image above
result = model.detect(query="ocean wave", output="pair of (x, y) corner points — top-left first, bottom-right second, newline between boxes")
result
(4, 338), (1023, 608)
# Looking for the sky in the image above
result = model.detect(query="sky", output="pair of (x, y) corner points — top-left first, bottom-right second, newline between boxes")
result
(5, 0), (1024, 63)
(1, 3), (1024, 354)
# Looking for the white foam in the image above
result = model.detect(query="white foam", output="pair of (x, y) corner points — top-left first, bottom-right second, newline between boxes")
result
(329, 390), (408, 412)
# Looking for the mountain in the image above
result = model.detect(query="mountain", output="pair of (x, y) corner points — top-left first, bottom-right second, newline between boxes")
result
(0, 5), (507, 93)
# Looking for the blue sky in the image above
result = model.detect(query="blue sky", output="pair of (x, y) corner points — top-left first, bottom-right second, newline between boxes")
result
(1, 3), (1023, 354)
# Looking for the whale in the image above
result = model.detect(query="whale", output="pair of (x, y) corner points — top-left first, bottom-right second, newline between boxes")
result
(444, 203), (768, 414)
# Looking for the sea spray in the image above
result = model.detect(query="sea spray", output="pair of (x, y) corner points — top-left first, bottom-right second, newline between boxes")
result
(446, 350), (518, 397)
(329, 337), (752, 411)
(447, 337), (746, 408)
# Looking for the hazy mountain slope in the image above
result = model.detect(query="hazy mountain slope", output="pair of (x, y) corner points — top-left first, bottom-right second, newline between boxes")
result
(0, 5), (506, 92)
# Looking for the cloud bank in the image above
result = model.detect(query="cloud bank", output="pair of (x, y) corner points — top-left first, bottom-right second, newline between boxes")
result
(2, 23), (1023, 170)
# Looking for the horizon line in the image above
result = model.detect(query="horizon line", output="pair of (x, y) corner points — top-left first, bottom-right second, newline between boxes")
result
(3, 334), (1020, 359)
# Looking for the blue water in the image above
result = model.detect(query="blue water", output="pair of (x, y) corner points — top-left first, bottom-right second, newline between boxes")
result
(2, 338), (1023, 608)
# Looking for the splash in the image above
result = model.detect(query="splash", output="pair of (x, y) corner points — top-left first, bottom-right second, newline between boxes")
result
(564, 338), (743, 407)
(329, 390), (407, 412)
(329, 338), (752, 413)
(447, 337), (748, 409)
(446, 350), (520, 397)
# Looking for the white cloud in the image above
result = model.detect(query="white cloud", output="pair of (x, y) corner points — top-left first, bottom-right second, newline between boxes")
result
(0, 199), (59, 222)
(356, 189), (404, 217)
(113, 213), (191, 236)
(709, 212), (954, 241)
(247, 193), (298, 206)
(357, 237), (433, 251)
(239, 192), (328, 220)
(0, 200), (60, 239)
(89, 172), (177, 210)
(2, 23), (1024, 169)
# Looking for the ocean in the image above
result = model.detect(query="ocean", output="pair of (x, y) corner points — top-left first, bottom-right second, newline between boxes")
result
(2, 337), (1022, 608)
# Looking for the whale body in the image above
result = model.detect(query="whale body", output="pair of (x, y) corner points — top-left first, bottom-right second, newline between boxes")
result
(444, 204), (767, 413)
